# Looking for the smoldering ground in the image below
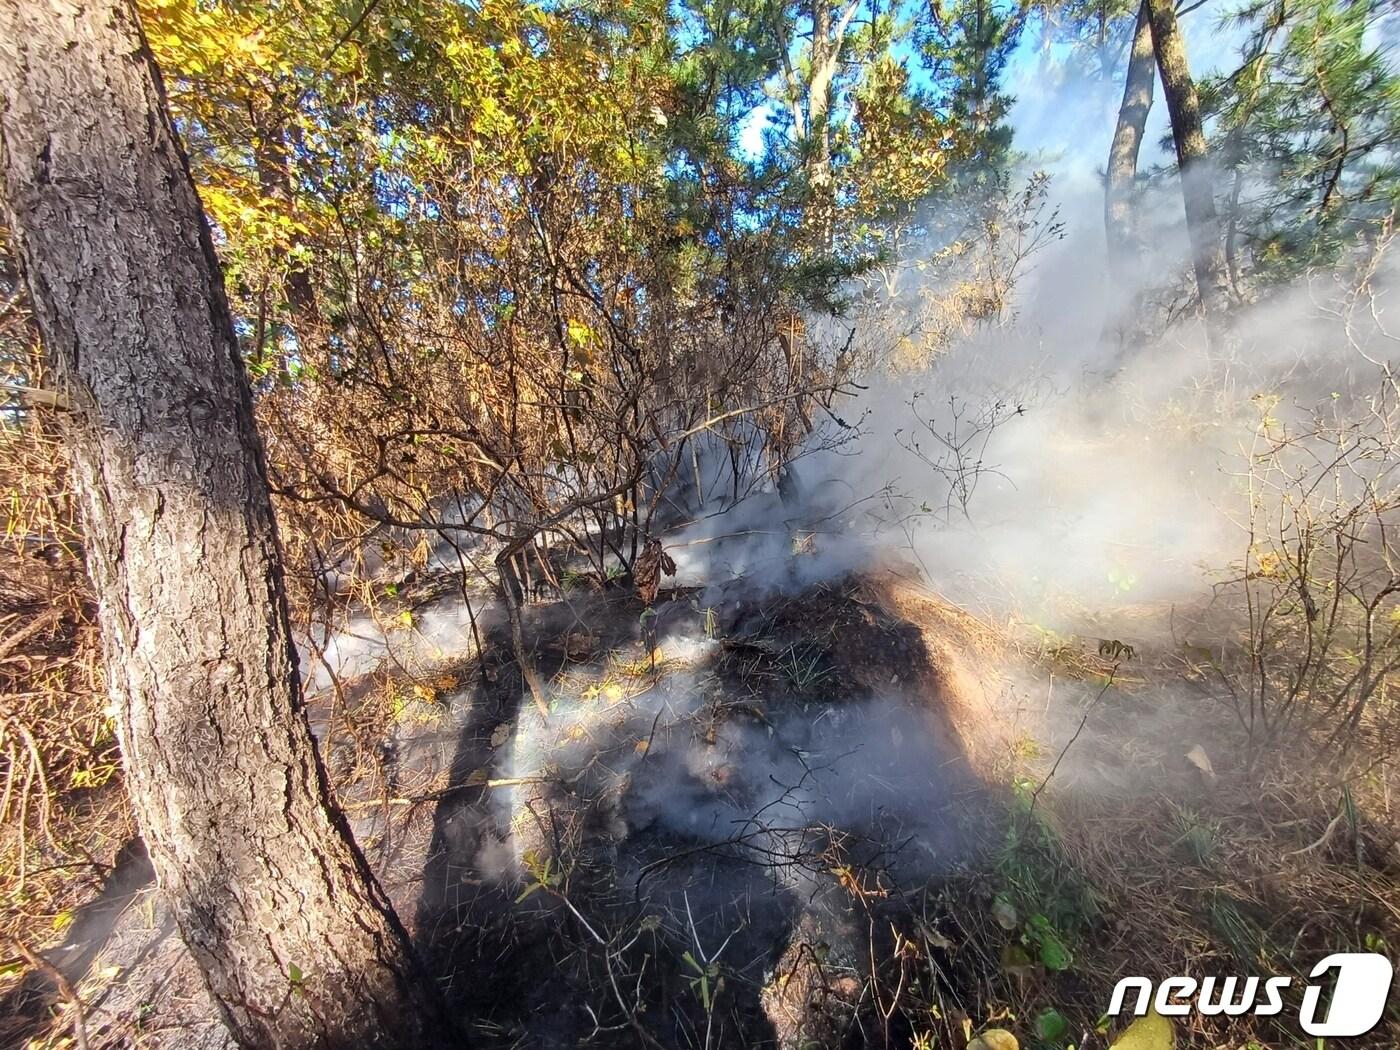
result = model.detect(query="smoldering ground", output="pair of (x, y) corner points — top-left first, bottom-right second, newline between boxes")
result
(398, 568), (996, 1048)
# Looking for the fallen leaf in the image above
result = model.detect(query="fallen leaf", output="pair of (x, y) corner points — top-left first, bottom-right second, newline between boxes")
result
(999, 943), (1033, 977)
(1110, 1010), (1175, 1050)
(1185, 744), (1217, 784)
(1035, 1008), (1068, 1042)
(992, 895), (1018, 931)
(967, 1028), (1018, 1050)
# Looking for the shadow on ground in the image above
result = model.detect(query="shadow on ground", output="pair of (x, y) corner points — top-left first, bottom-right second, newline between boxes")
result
(413, 572), (995, 1049)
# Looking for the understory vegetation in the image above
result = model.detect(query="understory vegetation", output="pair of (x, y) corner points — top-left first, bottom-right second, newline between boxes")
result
(3, 0), (1400, 1047)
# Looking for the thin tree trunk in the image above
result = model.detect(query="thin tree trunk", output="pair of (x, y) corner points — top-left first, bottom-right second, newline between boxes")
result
(1145, 0), (1230, 344)
(496, 546), (551, 720)
(1101, 1), (1156, 350)
(803, 0), (858, 249)
(252, 115), (322, 354)
(807, 0), (837, 246)
(1104, 1), (1155, 269)
(0, 3), (458, 1047)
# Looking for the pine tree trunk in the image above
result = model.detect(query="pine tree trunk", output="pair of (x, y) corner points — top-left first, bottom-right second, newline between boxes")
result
(806, 0), (837, 247)
(1101, 1), (1156, 349)
(1145, 0), (1230, 343)
(1104, 1), (1155, 269)
(0, 2), (459, 1047)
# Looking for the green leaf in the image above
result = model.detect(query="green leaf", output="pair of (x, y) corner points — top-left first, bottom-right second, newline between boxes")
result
(288, 963), (303, 985)
(1035, 1008), (1069, 1043)
(1028, 914), (1072, 971)
(1038, 935), (1072, 971)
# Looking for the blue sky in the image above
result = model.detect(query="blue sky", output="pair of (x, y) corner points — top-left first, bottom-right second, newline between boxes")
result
(730, 0), (1251, 175)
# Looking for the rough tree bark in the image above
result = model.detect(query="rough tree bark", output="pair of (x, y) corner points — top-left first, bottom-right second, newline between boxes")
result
(1145, 0), (1231, 344)
(1104, 1), (1155, 269)
(0, 2), (458, 1047)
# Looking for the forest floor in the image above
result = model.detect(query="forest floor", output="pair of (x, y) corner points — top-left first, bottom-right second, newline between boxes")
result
(5, 545), (1400, 1049)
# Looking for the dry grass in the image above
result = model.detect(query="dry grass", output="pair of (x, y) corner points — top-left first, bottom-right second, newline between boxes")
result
(0, 352), (133, 1047)
(4, 504), (1397, 1048)
(864, 572), (1400, 1047)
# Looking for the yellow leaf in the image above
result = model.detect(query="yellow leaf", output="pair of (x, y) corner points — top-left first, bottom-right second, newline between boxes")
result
(966, 1029), (1018, 1050)
(1110, 1010), (1175, 1050)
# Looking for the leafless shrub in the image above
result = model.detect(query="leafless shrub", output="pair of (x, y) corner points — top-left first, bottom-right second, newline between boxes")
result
(1210, 251), (1400, 754)
(896, 392), (1028, 521)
